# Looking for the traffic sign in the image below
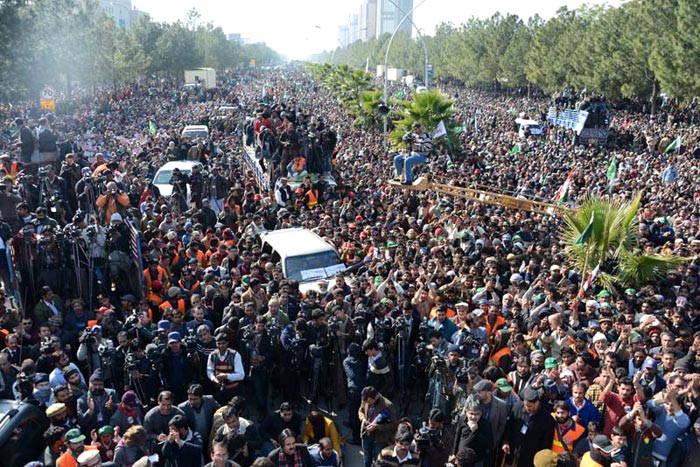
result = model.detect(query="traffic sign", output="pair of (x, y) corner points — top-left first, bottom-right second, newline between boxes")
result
(40, 86), (55, 100)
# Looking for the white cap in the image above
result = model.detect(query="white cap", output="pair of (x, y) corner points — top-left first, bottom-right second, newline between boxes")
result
(110, 212), (122, 222)
(585, 300), (599, 309)
(77, 450), (101, 464)
(592, 332), (607, 344)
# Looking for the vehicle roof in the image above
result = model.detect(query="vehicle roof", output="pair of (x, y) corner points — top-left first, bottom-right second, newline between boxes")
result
(182, 125), (209, 131)
(156, 161), (203, 171)
(260, 228), (337, 258)
(515, 118), (540, 126)
(0, 399), (45, 446)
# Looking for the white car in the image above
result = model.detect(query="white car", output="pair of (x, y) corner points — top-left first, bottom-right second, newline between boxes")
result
(181, 124), (209, 141)
(152, 161), (203, 199)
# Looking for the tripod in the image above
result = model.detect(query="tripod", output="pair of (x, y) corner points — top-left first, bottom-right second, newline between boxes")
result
(395, 328), (413, 417)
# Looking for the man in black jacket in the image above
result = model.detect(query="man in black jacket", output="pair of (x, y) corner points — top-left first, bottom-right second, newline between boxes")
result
(178, 384), (220, 452)
(453, 399), (494, 466)
(259, 402), (303, 455)
(502, 388), (555, 467)
(161, 414), (204, 467)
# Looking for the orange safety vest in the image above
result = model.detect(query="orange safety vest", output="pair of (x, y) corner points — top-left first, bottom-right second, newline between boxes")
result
(486, 315), (506, 339)
(306, 189), (318, 209)
(293, 157), (305, 172)
(57, 446), (98, 467)
(428, 306), (456, 320)
(489, 346), (512, 367)
(144, 266), (169, 290)
(187, 249), (206, 267)
(178, 279), (201, 295)
(551, 417), (586, 454)
(159, 298), (186, 314)
(4, 161), (18, 180)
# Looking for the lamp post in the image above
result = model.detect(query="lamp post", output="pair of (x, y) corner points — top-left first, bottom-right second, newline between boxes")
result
(383, 0), (428, 147)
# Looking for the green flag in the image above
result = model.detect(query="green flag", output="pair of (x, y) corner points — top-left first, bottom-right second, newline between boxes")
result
(392, 90), (405, 98)
(665, 137), (682, 153)
(575, 212), (595, 246)
(606, 156), (617, 182)
(149, 121), (157, 135)
(510, 143), (520, 156)
(454, 125), (465, 134)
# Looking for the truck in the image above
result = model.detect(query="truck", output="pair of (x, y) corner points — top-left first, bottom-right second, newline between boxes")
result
(184, 68), (217, 90)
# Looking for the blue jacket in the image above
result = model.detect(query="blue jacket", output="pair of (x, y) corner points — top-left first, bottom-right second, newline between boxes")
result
(565, 396), (601, 427)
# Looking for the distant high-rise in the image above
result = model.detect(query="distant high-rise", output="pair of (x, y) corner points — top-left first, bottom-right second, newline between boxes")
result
(376, 0), (413, 36)
(359, 0), (377, 41)
(98, 0), (146, 30)
(344, 0), (413, 45)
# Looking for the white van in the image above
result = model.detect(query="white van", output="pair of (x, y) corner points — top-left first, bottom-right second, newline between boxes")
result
(515, 118), (545, 138)
(181, 125), (209, 141)
(259, 228), (346, 293)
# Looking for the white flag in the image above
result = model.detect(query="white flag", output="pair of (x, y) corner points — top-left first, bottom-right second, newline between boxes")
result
(433, 120), (447, 138)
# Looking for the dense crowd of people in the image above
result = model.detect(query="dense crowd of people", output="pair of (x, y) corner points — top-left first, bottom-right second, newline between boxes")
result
(0, 64), (700, 467)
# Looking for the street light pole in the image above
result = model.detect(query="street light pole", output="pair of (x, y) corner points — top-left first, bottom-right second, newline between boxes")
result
(387, 0), (429, 87)
(383, 0), (428, 147)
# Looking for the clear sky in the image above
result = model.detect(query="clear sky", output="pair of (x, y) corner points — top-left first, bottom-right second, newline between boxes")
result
(133, 0), (621, 61)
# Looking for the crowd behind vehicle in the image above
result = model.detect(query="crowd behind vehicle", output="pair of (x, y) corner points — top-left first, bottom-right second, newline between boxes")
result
(0, 65), (699, 467)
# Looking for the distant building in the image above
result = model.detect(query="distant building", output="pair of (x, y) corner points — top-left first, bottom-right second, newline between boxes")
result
(376, 0), (413, 36)
(348, 14), (360, 44)
(228, 33), (242, 44)
(359, 0), (377, 41)
(345, 0), (413, 44)
(98, 0), (146, 30)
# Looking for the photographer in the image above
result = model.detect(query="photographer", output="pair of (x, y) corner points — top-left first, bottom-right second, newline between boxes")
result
(96, 181), (130, 226)
(245, 315), (272, 416)
(169, 168), (189, 212)
(393, 122), (433, 185)
(75, 167), (101, 214)
(415, 409), (453, 467)
(77, 325), (112, 375)
(280, 318), (310, 406)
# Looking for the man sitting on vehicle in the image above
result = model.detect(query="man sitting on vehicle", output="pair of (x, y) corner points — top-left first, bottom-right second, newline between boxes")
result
(393, 122), (433, 185)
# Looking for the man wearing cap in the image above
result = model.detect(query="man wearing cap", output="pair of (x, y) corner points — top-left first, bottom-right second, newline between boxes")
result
(638, 355), (666, 395)
(95, 181), (130, 225)
(473, 379), (509, 451)
(47, 402), (75, 431)
(580, 434), (617, 467)
(90, 425), (118, 463)
(57, 428), (98, 467)
(502, 388), (555, 467)
(160, 414), (203, 466)
(77, 369), (118, 433)
(76, 449), (102, 467)
(162, 331), (197, 402)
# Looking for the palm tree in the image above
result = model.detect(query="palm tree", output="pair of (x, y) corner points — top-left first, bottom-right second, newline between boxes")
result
(354, 89), (395, 130)
(562, 194), (683, 290)
(388, 89), (459, 151)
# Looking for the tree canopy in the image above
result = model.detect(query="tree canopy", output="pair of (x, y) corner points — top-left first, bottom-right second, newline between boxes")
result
(319, 0), (700, 102)
(0, 0), (281, 101)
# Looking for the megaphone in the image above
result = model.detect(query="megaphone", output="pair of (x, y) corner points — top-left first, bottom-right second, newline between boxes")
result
(376, 101), (389, 115)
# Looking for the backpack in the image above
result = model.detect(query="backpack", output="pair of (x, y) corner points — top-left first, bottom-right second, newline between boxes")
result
(38, 129), (57, 152)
